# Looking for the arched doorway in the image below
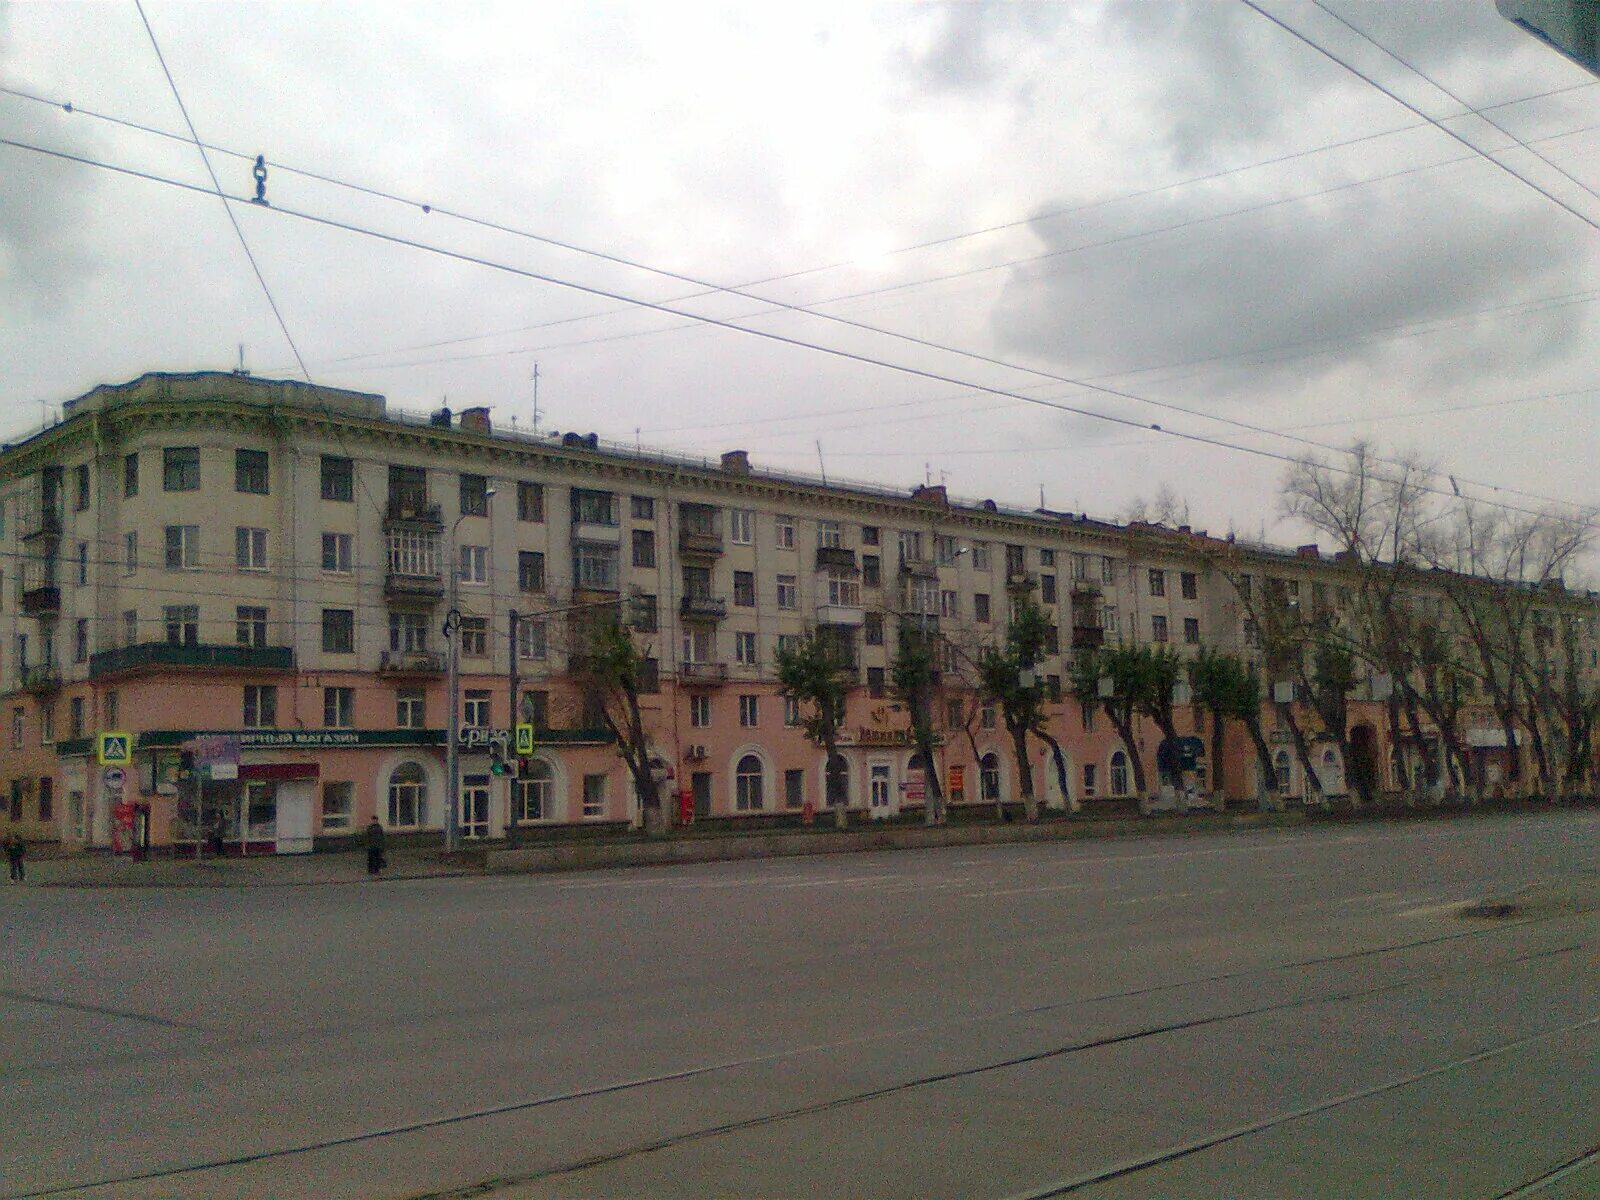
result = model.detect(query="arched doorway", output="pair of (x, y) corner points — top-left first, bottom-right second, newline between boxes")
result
(979, 753), (1002, 803)
(1348, 724), (1380, 800)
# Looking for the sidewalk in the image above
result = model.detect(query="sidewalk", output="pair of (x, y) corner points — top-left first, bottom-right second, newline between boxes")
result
(18, 848), (478, 889)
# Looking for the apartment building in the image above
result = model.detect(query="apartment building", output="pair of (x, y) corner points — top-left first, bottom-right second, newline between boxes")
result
(1, 372), (1593, 851)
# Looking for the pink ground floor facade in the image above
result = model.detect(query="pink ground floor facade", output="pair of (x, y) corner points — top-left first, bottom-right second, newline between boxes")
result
(1, 666), (1524, 851)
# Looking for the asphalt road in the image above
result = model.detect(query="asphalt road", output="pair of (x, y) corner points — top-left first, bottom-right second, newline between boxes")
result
(2, 810), (1597, 1200)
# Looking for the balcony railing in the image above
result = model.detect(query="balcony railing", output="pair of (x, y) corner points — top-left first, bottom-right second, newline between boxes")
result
(1072, 626), (1106, 650)
(21, 584), (61, 617)
(378, 650), (445, 674)
(1007, 569), (1038, 590)
(815, 546), (858, 573)
(18, 501), (63, 543)
(679, 662), (729, 685)
(90, 642), (295, 679)
(20, 664), (61, 693)
(899, 554), (937, 578)
(678, 527), (724, 557)
(679, 594), (728, 620)
(384, 571), (446, 600)
(383, 498), (443, 528)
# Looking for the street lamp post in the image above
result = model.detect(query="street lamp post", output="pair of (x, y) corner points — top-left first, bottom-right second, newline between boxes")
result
(444, 489), (494, 854)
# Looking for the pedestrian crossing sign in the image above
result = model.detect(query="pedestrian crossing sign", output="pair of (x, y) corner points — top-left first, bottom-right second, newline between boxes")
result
(97, 732), (133, 766)
(514, 723), (536, 756)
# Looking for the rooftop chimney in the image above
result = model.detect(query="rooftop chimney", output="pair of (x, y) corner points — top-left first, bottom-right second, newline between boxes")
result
(721, 449), (751, 475)
(1296, 543), (1321, 560)
(459, 406), (491, 435)
(911, 483), (948, 506)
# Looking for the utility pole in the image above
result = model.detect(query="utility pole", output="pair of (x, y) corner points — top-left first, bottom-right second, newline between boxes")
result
(506, 608), (520, 849)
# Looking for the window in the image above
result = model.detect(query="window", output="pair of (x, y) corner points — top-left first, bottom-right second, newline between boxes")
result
(1110, 751), (1130, 796)
(933, 535), (958, 565)
(165, 605), (199, 646)
(826, 572), (860, 607)
(974, 593), (991, 623)
(1152, 615), (1169, 643)
(518, 550), (546, 593)
(39, 706), (55, 746)
(322, 608), (354, 654)
(867, 666), (885, 697)
(390, 611), (428, 653)
(235, 606), (267, 648)
(1184, 618), (1200, 645)
(323, 686), (354, 728)
(1102, 556), (1117, 584)
(516, 760), (554, 822)
(123, 531), (137, 574)
(10, 708), (21, 749)
(1047, 674), (1062, 701)
(970, 542), (989, 570)
(72, 463), (90, 511)
(630, 495), (654, 520)
(733, 571), (756, 607)
(784, 696), (801, 727)
(164, 525), (198, 569)
(900, 531), (925, 562)
(320, 455), (353, 501)
(387, 762), (428, 827)
(517, 617), (547, 660)
(459, 473), (488, 516)
(235, 449), (269, 495)
(571, 487), (616, 526)
(458, 545), (488, 585)
(690, 695), (711, 727)
(69, 695), (84, 738)
(817, 520), (842, 549)
(862, 555), (881, 588)
(1238, 574), (1254, 600)
(1040, 574), (1057, 604)
(1148, 569), (1165, 597)
(864, 611), (884, 646)
(460, 617), (488, 657)
(735, 754), (765, 811)
(683, 626), (715, 663)
(1103, 604), (1119, 638)
(785, 768), (805, 809)
(236, 527), (268, 571)
(521, 691), (548, 731)
(632, 595), (658, 633)
(632, 529), (656, 568)
(321, 782), (354, 831)
(574, 542), (618, 590)
(124, 453), (139, 498)
(163, 446), (199, 491)
(396, 687), (425, 728)
(1044, 625), (1059, 655)
(123, 610), (137, 647)
(738, 694), (759, 727)
(730, 509), (754, 544)
(861, 525), (880, 547)
(1181, 572), (1198, 600)
(776, 575), (798, 609)
(1040, 548), (1056, 567)
(76, 542), (87, 585)
(775, 515), (795, 549)
(940, 590), (959, 619)
(582, 774), (608, 819)
(517, 481), (545, 522)
(981, 754), (1001, 802)
(464, 689), (491, 727)
(778, 633), (801, 657)
(322, 532), (352, 573)
(243, 685), (278, 728)
(735, 631), (758, 665)
(981, 702), (997, 730)
(1082, 764), (1098, 798)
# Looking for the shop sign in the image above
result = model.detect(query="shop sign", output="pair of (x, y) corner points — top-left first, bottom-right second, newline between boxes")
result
(459, 727), (511, 752)
(849, 728), (943, 749)
(138, 729), (446, 750)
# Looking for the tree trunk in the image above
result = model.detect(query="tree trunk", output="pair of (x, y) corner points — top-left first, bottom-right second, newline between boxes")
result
(1009, 722), (1038, 821)
(1209, 708), (1226, 806)
(1523, 702), (1554, 798)
(1279, 705), (1324, 803)
(824, 735), (848, 830)
(1108, 708), (1147, 797)
(1245, 719), (1279, 811)
(1035, 728), (1078, 814)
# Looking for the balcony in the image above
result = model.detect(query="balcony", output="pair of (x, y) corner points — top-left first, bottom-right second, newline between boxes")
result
(679, 662), (729, 686)
(1072, 625), (1106, 650)
(89, 642), (295, 680)
(679, 594), (728, 621)
(383, 498), (443, 529)
(899, 554), (937, 578)
(20, 664), (61, 693)
(18, 503), (63, 544)
(21, 583), (61, 617)
(678, 527), (724, 558)
(1007, 569), (1038, 590)
(378, 649), (445, 674)
(816, 603), (864, 627)
(815, 546), (858, 573)
(384, 570), (445, 601)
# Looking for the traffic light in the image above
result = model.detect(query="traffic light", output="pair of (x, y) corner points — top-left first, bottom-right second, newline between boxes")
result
(488, 741), (512, 777)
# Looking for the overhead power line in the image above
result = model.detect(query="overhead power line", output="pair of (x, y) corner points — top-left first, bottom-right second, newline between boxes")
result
(2, 132), (1595, 537)
(131, 0), (311, 383)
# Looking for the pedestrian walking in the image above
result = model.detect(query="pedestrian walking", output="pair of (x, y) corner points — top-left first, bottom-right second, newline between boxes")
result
(365, 818), (386, 878)
(5, 834), (25, 883)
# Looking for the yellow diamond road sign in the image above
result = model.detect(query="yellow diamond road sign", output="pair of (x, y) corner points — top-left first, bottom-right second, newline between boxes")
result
(514, 723), (535, 756)
(97, 732), (133, 766)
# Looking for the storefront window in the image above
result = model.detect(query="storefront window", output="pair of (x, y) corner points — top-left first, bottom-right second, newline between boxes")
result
(388, 762), (428, 828)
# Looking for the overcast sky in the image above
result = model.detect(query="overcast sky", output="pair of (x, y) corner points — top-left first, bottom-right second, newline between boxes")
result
(2, 0), (1596, 554)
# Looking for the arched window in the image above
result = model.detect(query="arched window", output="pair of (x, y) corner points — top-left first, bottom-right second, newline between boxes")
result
(1274, 750), (1293, 794)
(516, 759), (554, 822)
(980, 753), (1001, 802)
(388, 762), (427, 828)
(1110, 751), (1130, 797)
(735, 754), (764, 812)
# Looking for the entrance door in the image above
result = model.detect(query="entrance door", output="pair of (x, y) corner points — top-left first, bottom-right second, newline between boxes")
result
(691, 771), (712, 818)
(869, 763), (893, 819)
(275, 780), (315, 854)
(461, 774), (490, 840)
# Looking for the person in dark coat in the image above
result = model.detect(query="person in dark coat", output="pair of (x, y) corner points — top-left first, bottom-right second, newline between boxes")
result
(365, 818), (386, 877)
(5, 835), (25, 883)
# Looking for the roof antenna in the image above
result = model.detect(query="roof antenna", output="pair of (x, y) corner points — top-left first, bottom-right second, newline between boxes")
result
(530, 363), (542, 435)
(233, 343), (248, 376)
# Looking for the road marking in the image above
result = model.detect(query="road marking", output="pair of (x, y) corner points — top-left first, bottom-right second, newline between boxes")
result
(1395, 899), (1472, 918)
(1114, 892), (1196, 906)
(1336, 891), (1405, 905)
(961, 882), (1092, 899)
